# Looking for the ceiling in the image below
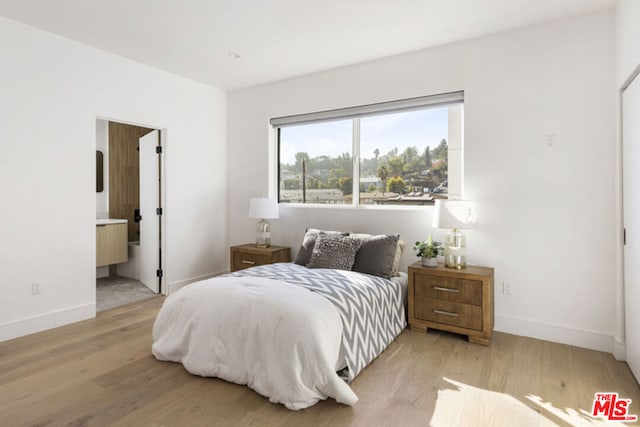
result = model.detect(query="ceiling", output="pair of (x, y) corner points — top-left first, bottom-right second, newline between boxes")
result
(0, 0), (615, 90)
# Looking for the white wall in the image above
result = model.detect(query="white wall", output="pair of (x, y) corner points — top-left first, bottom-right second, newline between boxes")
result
(616, 0), (640, 87)
(228, 11), (616, 352)
(0, 17), (228, 341)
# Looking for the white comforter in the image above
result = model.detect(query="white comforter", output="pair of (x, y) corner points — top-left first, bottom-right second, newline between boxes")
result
(152, 275), (358, 410)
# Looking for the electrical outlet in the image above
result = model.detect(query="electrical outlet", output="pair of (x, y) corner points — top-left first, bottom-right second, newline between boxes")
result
(502, 281), (513, 296)
(32, 281), (42, 295)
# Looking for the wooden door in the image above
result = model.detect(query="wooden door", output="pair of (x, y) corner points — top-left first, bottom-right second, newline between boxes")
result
(623, 74), (640, 381)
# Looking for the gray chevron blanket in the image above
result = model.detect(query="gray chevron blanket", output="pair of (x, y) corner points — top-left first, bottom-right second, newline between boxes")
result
(227, 262), (407, 382)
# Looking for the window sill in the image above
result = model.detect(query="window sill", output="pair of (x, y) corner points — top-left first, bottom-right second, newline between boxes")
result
(277, 203), (433, 212)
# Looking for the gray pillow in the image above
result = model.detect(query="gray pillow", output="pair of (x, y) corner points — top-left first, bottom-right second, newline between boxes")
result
(352, 234), (400, 279)
(294, 228), (348, 265)
(306, 232), (362, 270)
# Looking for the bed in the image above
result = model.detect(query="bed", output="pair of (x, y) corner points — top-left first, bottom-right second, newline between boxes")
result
(152, 230), (407, 410)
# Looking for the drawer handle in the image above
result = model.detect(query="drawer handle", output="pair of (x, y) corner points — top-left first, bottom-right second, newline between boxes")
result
(241, 260), (256, 265)
(433, 286), (459, 293)
(433, 309), (459, 317)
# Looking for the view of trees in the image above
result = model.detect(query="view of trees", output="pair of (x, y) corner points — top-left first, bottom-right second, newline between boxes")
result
(280, 139), (449, 198)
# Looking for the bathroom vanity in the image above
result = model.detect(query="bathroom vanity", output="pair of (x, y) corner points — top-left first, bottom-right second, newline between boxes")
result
(96, 219), (128, 267)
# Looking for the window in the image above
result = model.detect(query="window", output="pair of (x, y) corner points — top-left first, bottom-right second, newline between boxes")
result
(274, 92), (463, 206)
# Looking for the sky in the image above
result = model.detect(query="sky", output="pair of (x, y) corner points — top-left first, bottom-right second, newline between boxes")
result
(279, 107), (449, 165)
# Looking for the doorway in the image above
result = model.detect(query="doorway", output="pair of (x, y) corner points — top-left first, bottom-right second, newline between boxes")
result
(623, 72), (640, 383)
(96, 119), (164, 311)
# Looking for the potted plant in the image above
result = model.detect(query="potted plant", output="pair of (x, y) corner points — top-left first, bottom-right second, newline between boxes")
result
(414, 235), (443, 267)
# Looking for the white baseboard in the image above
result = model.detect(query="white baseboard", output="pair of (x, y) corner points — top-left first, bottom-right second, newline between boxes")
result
(495, 314), (615, 354)
(0, 303), (95, 343)
(613, 337), (627, 361)
(166, 270), (227, 295)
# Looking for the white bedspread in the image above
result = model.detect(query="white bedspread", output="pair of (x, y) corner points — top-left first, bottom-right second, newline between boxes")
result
(152, 274), (358, 410)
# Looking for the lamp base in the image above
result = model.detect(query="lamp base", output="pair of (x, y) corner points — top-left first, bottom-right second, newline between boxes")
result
(444, 257), (466, 269)
(444, 228), (467, 269)
(255, 218), (271, 248)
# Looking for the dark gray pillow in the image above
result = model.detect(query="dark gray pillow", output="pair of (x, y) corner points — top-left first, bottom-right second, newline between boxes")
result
(352, 234), (400, 279)
(294, 228), (348, 265)
(306, 232), (362, 271)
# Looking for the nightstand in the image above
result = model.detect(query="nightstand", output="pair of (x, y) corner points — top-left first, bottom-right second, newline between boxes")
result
(408, 261), (494, 345)
(229, 244), (291, 272)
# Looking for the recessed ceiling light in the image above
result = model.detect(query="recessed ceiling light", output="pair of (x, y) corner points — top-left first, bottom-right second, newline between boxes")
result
(227, 52), (240, 59)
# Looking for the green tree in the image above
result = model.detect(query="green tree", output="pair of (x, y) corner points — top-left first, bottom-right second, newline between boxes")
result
(307, 177), (320, 189)
(387, 157), (404, 177)
(377, 165), (390, 196)
(424, 146), (431, 168)
(431, 139), (448, 160)
(338, 177), (352, 195)
(387, 176), (406, 194)
(327, 167), (349, 190)
(431, 160), (447, 182)
(401, 147), (418, 163)
(294, 152), (310, 169)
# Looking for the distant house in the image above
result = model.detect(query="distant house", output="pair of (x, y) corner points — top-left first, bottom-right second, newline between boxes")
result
(345, 192), (399, 205)
(280, 188), (345, 204)
(360, 176), (382, 189)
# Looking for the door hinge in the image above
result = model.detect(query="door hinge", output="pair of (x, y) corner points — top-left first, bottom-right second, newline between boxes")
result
(156, 146), (162, 154)
(624, 228), (627, 246)
(156, 207), (163, 215)
(156, 269), (163, 278)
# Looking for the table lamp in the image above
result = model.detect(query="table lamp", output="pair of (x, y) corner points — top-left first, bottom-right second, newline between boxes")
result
(432, 200), (477, 269)
(249, 197), (279, 248)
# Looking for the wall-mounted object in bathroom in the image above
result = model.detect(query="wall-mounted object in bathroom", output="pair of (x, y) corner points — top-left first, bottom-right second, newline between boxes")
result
(96, 150), (104, 192)
(96, 219), (128, 267)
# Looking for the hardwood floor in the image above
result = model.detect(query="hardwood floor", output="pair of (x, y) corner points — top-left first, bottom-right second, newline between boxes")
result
(0, 297), (638, 426)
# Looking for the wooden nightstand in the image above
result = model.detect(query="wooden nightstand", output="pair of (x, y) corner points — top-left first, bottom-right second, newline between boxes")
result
(408, 261), (494, 345)
(229, 244), (291, 272)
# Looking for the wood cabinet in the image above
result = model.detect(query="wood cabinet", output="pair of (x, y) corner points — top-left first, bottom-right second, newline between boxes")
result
(408, 261), (494, 345)
(96, 223), (128, 267)
(230, 244), (291, 272)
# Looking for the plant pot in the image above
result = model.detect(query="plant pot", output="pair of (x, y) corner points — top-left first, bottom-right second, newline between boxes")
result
(421, 257), (438, 267)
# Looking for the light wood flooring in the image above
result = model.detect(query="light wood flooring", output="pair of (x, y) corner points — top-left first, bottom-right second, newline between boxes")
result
(0, 297), (638, 426)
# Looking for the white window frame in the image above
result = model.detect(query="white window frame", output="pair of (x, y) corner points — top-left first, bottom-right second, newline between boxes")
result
(271, 91), (464, 207)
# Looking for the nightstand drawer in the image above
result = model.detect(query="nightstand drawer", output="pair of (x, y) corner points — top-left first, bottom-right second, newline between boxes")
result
(415, 298), (482, 330)
(414, 275), (481, 306)
(232, 252), (269, 271)
(229, 244), (291, 272)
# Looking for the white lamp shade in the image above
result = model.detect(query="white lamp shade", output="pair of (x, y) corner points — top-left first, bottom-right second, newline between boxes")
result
(249, 197), (279, 219)
(432, 200), (477, 229)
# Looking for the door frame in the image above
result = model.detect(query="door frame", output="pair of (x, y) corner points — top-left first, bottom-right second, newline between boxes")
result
(617, 64), (640, 362)
(95, 116), (168, 296)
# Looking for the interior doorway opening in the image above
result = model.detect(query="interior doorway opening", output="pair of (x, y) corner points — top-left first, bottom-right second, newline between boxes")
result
(95, 118), (164, 312)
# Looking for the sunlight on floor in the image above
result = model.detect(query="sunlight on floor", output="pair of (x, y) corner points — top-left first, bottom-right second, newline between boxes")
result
(429, 378), (627, 427)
